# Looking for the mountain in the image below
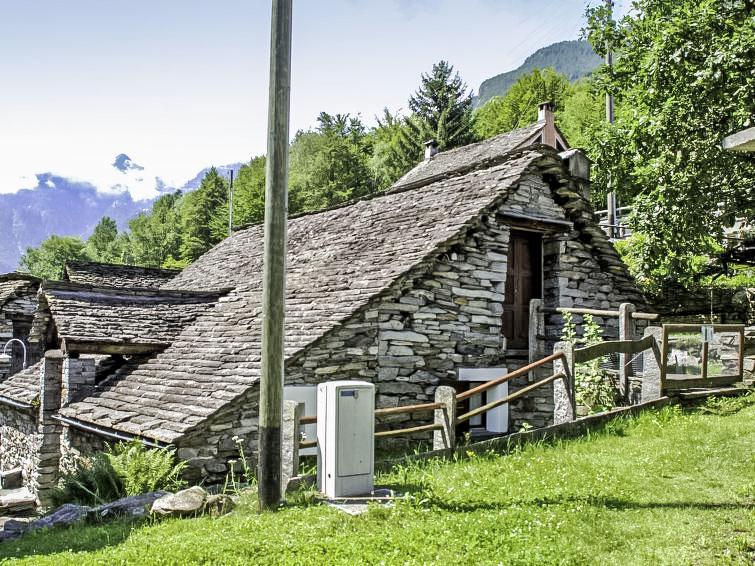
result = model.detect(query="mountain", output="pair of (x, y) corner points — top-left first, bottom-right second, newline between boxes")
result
(474, 40), (603, 108)
(0, 161), (243, 274)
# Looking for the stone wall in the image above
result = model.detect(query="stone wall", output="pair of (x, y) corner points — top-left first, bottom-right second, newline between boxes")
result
(0, 286), (38, 377)
(0, 404), (40, 493)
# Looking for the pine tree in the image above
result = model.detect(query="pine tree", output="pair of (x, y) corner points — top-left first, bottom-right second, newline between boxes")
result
(180, 168), (229, 262)
(407, 60), (475, 152)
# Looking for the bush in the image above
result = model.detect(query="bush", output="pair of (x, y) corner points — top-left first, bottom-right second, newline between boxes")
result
(52, 440), (187, 507)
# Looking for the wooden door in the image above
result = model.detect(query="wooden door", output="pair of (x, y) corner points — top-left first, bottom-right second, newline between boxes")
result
(502, 230), (542, 350)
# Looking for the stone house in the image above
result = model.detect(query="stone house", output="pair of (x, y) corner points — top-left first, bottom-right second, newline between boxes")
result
(0, 107), (648, 502)
(0, 273), (40, 379)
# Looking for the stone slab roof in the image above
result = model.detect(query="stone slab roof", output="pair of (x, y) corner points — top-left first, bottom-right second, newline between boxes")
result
(391, 122), (543, 191)
(0, 274), (40, 311)
(0, 361), (42, 406)
(64, 261), (180, 289)
(39, 282), (229, 353)
(60, 147), (565, 443)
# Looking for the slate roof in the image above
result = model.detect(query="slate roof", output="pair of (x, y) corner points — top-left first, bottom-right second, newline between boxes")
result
(392, 122), (543, 191)
(59, 146), (569, 443)
(39, 281), (229, 352)
(64, 261), (180, 289)
(0, 273), (40, 310)
(0, 361), (42, 406)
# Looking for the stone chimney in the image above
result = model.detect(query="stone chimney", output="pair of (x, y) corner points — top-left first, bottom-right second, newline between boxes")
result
(424, 139), (439, 159)
(537, 100), (554, 123)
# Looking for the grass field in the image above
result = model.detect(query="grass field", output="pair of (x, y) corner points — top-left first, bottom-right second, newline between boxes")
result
(0, 394), (753, 565)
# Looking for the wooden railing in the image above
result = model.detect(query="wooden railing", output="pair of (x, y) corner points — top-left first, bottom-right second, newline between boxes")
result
(297, 351), (568, 451)
(660, 323), (745, 394)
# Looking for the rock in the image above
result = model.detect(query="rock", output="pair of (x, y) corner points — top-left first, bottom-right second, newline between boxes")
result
(151, 486), (207, 517)
(26, 503), (89, 533)
(203, 494), (235, 516)
(0, 468), (23, 490)
(89, 491), (169, 522)
(0, 488), (37, 516)
(0, 518), (32, 542)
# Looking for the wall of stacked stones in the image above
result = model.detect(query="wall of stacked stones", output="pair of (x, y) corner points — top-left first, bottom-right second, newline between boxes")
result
(60, 426), (107, 476)
(0, 404), (40, 493)
(0, 290), (38, 377)
(174, 390), (260, 485)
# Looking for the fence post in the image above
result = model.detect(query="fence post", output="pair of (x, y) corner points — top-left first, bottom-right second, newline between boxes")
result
(619, 302), (636, 399)
(281, 400), (303, 495)
(641, 326), (664, 401)
(553, 342), (575, 424)
(433, 386), (456, 451)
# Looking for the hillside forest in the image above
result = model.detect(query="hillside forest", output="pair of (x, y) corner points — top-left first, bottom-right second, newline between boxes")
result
(21, 0), (755, 295)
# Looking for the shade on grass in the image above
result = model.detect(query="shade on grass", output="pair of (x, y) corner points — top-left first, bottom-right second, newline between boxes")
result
(1, 394), (753, 565)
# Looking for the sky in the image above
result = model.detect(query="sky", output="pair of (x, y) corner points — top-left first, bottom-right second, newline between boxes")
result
(0, 0), (629, 201)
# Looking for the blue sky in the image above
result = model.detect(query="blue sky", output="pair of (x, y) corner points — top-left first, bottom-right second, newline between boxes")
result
(0, 1), (628, 200)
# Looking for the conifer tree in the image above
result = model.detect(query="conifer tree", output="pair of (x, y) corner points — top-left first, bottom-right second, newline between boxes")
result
(406, 60), (475, 152)
(180, 168), (228, 262)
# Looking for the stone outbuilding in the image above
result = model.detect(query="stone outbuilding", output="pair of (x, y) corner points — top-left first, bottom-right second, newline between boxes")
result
(0, 110), (649, 502)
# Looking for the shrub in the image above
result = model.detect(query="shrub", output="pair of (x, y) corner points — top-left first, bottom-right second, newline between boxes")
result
(52, 440), (187, 507)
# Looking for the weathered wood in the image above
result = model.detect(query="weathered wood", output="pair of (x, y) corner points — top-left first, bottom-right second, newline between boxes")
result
(374, 402), (442, 416)
(457, 372), (564, 423)
(61, 339), (168, 355)
(374, 423), (442, 438)
(258, 0), (292, 513)
(663, 323), (745, 333)
(661, 325), (669, 393)
(300, 415), (317, 425)
(456, 351), (564, 402)
(539, 306), (658, 320)
(573, 336), (654, 363)
(701, 341), (709, 380)
(664, 375), (740, 391)
(618, 303), (635, 398)
(299, 439), (317, 449)
(738, 328), (745, 379)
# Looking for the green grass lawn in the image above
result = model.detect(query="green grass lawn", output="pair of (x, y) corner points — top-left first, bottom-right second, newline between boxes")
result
(1, 394), (753, 565)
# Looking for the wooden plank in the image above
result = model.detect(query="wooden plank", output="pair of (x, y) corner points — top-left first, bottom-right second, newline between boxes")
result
(661, 325), (669, 394)
(374, 423), (442, 438)
(573, 336), (653, 363)
(300, 415), (317, 425)
(738, 328), (745, 379)
(664, 375), (740, 391)
(61, 339), (168, 355)
(457, 372), (563, 423)
(456, 351), (563, 402)
(701, 341), (709, 380)
(299, 439), (317, 449)
(539, 306), (658, 320)
(374, 402), (442, 417)
(663, 323), (745, 334)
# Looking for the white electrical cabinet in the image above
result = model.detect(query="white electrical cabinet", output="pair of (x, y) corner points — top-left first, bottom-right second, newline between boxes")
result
(317, 381), (374, 498)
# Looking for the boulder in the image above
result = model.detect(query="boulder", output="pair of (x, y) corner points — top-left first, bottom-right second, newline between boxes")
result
(26, 503), (89, 533)
(89, 491), (169, 522)
(151, 486), (207, 517)
(203, 494), (235, 516)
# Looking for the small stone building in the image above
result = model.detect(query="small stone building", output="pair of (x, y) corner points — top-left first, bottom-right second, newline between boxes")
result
(0, 109), (649, 501)
(0, 273), (40, 379)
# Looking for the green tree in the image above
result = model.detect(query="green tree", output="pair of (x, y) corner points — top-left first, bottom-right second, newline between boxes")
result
(474, 67), (574, 139)
(180, 168), (229, 262)
(584, 0), (755, 292)
(288, 112), (374, 212)
(86, 216), (131, 264)
(129, 191), (183, 268)
(368, 108), (417, 190)
(406, 60), (475, 152)
(230, 155), (267, 227)
(19, 235), (90, 280)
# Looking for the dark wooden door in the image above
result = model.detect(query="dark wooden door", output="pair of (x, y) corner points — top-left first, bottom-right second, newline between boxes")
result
(502, 230), (542, 350)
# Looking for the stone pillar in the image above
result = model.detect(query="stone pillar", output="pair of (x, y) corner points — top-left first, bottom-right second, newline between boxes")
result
(553, 341), (575, 424)
(641, 326), (664, 401)
(62, 356), (96, 405)
(433, 386), (456, 451)
(37, 350), (64, 506)
(618, 303), (636, 399)
(280, 400), (303, 494)
(529, 299), (544, 369)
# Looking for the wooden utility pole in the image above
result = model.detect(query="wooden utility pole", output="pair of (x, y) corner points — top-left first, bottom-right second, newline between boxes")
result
(605, 0), (616, 238)
(258, 0), (292, 512)
(228, 169), (234, 236)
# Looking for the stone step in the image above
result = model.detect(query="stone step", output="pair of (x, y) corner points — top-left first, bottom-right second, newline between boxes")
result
(0, 488), (37, 516)
(0, 468), (23, 490)
(677, 387), (750, 401)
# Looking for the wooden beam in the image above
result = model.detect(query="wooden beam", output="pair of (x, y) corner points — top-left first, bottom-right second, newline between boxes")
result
(61, 339), (168, 355)
(573, 336), (654, 363)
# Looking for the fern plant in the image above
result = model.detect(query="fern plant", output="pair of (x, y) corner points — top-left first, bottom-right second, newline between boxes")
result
(52, 440), (187, 507)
